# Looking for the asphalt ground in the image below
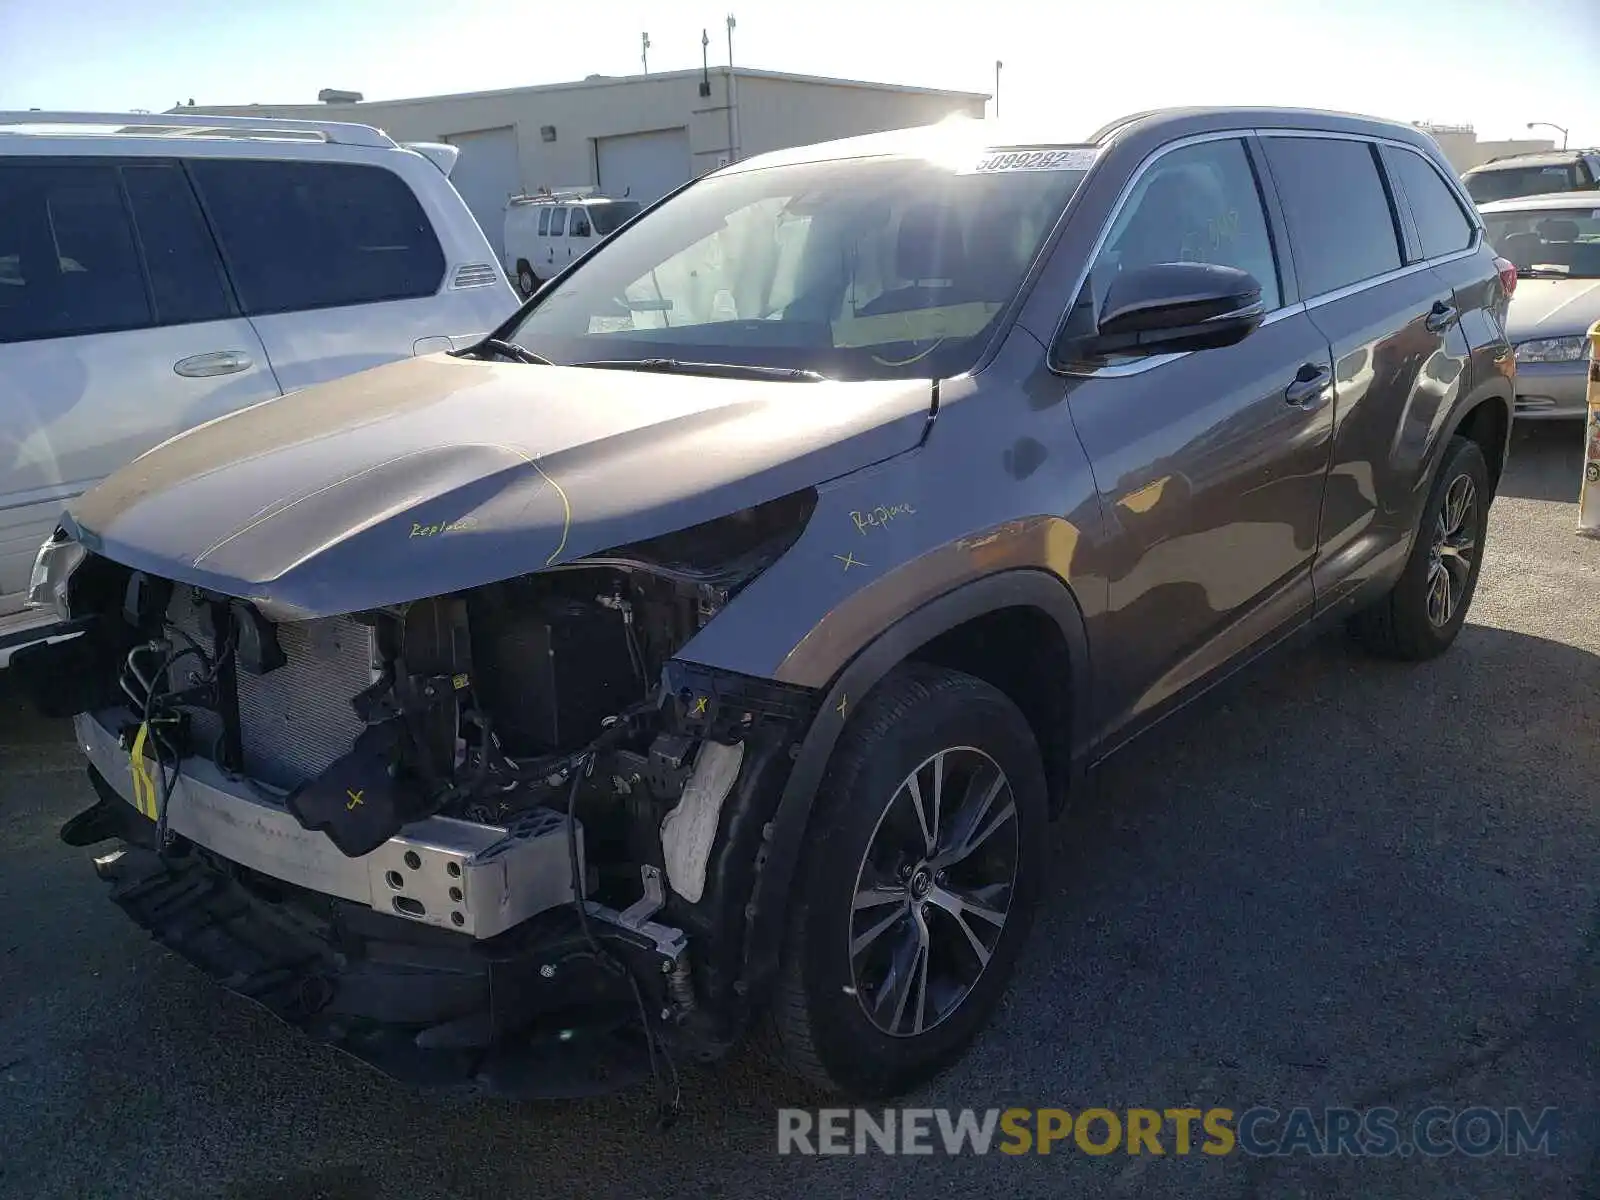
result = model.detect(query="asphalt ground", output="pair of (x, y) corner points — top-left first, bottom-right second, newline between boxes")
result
(1, 421), (1596, 1199)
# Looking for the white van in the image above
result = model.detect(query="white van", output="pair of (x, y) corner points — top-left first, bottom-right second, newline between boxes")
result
(0, 111), (520, 663)
(503, 192), (643, 296)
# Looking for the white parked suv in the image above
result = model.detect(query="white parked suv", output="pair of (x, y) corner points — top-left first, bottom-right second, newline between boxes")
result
(503, 191), (642, 296)
(0, 111), (520, 663)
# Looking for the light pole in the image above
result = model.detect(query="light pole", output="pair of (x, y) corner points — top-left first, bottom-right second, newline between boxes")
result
(726, 14), (740, 162)
(994, 60), (1002, 119)
(1526, 121), (1569, 150)
(641, 32), (650, 75)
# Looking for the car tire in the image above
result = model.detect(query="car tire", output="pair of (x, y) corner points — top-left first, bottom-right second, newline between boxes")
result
(1351, 434), (1490, 660)
(516, 263), (539, 298)
(768, 663), (1048, 1097)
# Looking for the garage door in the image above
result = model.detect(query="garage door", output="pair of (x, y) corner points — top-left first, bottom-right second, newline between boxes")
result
(443, 126), (521, 259)
(595, 128), (691, 207)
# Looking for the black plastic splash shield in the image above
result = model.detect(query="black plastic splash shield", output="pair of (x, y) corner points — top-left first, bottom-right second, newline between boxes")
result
(93, 838), (656, 1098)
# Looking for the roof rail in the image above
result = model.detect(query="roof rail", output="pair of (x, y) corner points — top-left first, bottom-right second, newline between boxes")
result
(508, 186), (602, 205)
(0, 110), (395, 149)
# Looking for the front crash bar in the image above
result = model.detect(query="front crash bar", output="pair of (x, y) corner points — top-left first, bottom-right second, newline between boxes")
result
(74, 711), (580, 939)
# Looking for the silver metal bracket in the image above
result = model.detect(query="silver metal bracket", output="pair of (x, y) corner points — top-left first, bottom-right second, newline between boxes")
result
(585, 864), (686, 962)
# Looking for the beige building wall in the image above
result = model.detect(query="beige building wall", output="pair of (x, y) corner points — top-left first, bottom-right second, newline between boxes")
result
(1418, 127), (1557, 173)
(185, 69), (988, 197)
(733, 75), (986, 159)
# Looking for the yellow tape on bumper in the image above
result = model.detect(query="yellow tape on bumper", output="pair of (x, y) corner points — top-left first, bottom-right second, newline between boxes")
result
(129, 722), (158, 819)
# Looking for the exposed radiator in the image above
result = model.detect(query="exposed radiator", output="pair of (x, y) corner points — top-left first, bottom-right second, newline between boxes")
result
(166, 589), (377, 790)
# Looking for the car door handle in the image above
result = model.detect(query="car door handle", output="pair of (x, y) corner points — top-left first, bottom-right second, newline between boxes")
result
(173, 350), (253, 378)
(1425, 301), (1458, 333)
(1284, 362), (1330, 408)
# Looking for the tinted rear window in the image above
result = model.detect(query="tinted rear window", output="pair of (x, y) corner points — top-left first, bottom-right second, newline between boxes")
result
(1465, 164), (1582, 204)
(190, 159), (444, 315)
(1263, 137), (1402, 296)
(1383, 146), (1476, 260)
(591, 201), (642, 234)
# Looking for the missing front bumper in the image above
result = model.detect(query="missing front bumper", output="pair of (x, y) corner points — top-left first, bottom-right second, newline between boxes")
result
(93, 842), (661, 1097)
(74, 711), (578, 939)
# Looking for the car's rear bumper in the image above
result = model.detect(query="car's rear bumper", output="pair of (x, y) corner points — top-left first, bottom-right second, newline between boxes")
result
(1514, 361), (1588, 419)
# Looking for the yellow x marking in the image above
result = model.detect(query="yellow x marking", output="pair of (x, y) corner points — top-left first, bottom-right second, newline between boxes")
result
(834, 552), (868, 571)
(346, 789), (365, 811)
(690, 696), (708, 716)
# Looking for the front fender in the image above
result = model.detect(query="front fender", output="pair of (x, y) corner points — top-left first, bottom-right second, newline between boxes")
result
(735, 567), (1092, 1010)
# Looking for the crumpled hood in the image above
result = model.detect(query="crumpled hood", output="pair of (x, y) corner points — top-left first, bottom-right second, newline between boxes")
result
(67, 354), (934, 618)
(1506, 278), (1600, 340)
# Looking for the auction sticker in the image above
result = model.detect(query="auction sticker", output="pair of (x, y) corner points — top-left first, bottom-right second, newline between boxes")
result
(962, 147), (1098, 174)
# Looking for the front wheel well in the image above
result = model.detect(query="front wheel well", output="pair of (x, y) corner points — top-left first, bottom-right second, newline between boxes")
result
(1455, 397), (1509, 494)
(908, 605), (1074, 815)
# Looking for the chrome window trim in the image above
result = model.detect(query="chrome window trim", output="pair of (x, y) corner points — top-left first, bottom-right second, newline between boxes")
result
(1054, 125), (1488, 381)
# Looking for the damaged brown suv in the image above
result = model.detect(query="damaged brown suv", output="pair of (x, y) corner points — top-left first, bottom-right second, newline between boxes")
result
(18, 108), (1514, 1102)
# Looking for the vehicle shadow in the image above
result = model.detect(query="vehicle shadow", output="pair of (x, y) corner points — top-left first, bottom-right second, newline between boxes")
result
(5, 619), (1594, 1199)
(1498, 419), (1586, 503)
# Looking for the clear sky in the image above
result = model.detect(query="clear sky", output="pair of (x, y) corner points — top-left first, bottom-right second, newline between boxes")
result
(2, 0), (1596, 146)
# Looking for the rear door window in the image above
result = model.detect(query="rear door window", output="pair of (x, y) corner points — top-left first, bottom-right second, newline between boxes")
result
(122, 163), (233, 325)
(189, 159), (445, 315)
(549, 207), (567, 236)
(1262, 137), (1402, 297)
(537, 207), (551, 236)
(0, 161), (153, 343)
(1382, 146), (1476, 261)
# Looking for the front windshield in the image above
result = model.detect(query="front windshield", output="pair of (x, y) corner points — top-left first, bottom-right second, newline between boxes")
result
(506, 150), (1090, 380)
(1484, 205), (1600, 278)
(1465, 164), (1582, 203)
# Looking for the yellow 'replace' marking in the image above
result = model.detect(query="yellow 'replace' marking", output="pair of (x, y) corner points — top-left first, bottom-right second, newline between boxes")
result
(851, 503), (916, 535)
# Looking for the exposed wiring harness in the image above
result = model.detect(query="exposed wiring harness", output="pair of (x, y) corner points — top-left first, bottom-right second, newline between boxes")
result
(120, 619), (236, 851)
(561, 714), (682, 1130)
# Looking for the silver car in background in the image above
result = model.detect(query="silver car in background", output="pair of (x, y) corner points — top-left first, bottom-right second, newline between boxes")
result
(1480, 192), (1600, 419)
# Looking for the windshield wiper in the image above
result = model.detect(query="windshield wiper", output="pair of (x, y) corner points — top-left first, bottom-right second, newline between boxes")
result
(572, 358), (826, 382)
(462, 337), (553, 365)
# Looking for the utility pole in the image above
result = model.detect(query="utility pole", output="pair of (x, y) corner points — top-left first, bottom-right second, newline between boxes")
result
(641, 32), (650, 75)
(726, 14), (739, 162)
(699, 29), (712, 96)
(994, 60), (1002, 119)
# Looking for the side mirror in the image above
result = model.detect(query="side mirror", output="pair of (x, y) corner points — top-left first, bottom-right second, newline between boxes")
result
(1074, 262), (1265, 360)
